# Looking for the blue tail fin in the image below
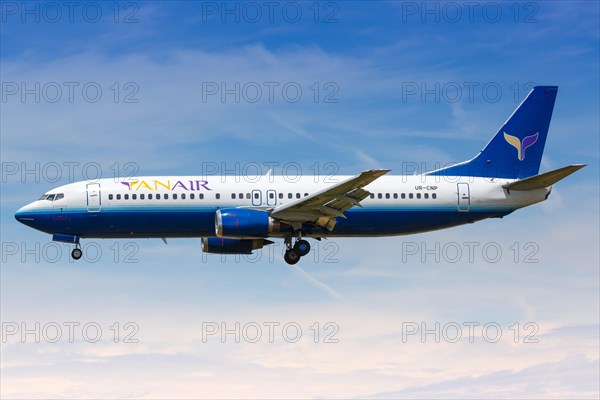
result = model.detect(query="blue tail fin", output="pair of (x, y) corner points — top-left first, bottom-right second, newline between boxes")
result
(428, 86), (558, 179)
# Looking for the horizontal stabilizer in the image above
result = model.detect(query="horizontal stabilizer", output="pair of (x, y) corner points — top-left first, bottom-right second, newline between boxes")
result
(503, 164), (586, 191)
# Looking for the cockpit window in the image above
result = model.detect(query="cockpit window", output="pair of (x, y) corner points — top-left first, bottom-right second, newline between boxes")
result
(38, 193), (64, 201)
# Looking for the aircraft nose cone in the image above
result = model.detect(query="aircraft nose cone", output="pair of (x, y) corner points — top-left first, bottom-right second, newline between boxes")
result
(15, 205), (34, 225)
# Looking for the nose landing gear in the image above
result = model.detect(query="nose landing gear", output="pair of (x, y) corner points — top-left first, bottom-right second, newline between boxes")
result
(52, 234), (83, 261)
(71, 244), (82, 260)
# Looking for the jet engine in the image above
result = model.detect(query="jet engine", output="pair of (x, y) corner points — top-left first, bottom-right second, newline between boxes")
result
(201, 237), (274, 254)
(215, 208), (289, 238)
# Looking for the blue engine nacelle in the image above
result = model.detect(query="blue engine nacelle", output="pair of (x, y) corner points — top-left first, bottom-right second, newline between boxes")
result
(215, 208), (288, 238)
(202, 237), (274, 254)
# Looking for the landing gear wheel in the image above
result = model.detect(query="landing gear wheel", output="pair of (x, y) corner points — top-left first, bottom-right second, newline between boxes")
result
(71, 248), (82, 260)
(293, 239), (311, 257)
(284, 249), (301, 265)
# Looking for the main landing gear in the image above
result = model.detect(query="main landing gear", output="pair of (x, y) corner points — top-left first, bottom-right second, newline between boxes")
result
(283, 234), (311, 265)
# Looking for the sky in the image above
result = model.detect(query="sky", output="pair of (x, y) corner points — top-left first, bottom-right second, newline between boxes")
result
(1, 1), (599, 398)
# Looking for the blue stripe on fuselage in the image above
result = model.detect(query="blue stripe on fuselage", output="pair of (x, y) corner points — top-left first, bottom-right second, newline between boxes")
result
(15, 205), (514, 238)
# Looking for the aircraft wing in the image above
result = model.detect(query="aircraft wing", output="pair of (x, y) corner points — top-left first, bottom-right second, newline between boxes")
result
(270, 169), (390, 231)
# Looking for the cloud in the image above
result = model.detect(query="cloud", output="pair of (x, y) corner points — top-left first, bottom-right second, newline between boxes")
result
(365, 355), (599, 399)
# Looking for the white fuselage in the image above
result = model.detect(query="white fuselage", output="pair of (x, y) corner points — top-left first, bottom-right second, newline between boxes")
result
(15, 175), (549, 239)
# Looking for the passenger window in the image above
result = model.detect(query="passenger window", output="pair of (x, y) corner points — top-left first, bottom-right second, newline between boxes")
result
(164, 194), (169, 200)
(401, 193), (406, 199)
(173, 194), (177, 200)
(254, 193), (259, 199)
(181, 193), (186, 199)
(140, 194), (145, 200)
(239, 193), (243, 199)
(393, 193), (398, 199)
(278, 193), (283, 199)
(409, 193), (413, 199)
(370, 193), (374, 199)
(288, 193), (292, 199)
(424, 193), (429, 199)
(304, 193), (308, 197)
(156, 194), (161, 200)
(132, 194), (137, 200)
(190, 194), (195, 200)
(296, 193), (301, 199)
(231, 193), (236, 199)
(246, 193), (251, 199)
(377, 193), (382, 199)
(385, 193), (390, 199)
(148, 194), (153, 200)
(109, 194), (114, 200)
(216, 193), (220, 200)
(269, 192), (274, 199)
(116, 194), (121, 200)
(432, 193), (437, 199)
(416, 193), (421, 199)
(124, 194), (129, 200)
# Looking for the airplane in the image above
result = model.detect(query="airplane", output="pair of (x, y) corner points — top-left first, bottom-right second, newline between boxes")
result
(15, 86), (585, 265)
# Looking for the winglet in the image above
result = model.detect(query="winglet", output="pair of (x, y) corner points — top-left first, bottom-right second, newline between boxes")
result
(503, 164), (586, 191)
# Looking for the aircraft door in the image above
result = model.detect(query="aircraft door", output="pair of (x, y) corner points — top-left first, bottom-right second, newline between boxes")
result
(251, 189), (262, 206)
(86, 183), (102, 212)
(457, 183), (470, 212)
(266, 190), (277, 206)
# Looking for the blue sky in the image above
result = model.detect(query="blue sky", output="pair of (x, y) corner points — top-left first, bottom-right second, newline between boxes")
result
(1, 1), (599, 398)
